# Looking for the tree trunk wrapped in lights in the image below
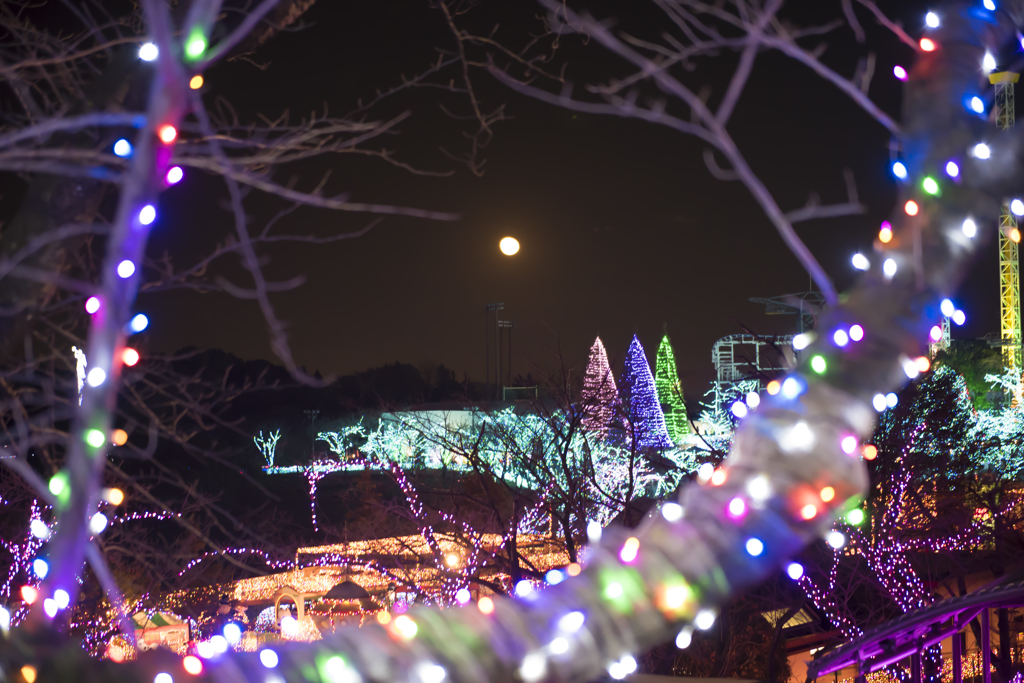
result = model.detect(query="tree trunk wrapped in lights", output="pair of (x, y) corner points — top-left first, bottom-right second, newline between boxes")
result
(1, 2), (1017, 683)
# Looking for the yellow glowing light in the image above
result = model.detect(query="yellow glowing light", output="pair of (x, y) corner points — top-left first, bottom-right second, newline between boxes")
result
(1013, 228), (1022, 243)
(392, 615), (418, 639)
(158, 125), (178, 144)
(905, 200), (919, 216)
(189, 75), (204, 90)
(819, 486), (836, 503)
(112, 429), (128, 446)
(863, 444), (878, 460)
(879, 226), (893, 243)
(710, 468), (727, 486)
(915, 356), (931, 373)
(662, 584), (691, 610)
(21, 666), (36, 683)
(183, 656), (203, 675)
(800, 504), (817, 520)
(499, 237), (520, 256)
(920, 37), (936, 52)
(445, 553), (460, 567)
(376, 611), (391, 625)
(104, 488), (125, 505)
(766, 380), (780, 395)
(566, 563), (581, 577)
(478, 596), (495, 614)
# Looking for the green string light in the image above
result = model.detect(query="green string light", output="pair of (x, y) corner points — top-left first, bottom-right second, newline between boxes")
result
(84, 429), (105, 448)
(48, 472), (68, 496)
(811, 356), (827, 374)
(923, 176), (940, 195)
(184, 28), (207, 61)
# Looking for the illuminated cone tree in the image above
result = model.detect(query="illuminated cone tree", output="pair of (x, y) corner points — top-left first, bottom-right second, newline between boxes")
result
(655, 334), (692, 444)
(622, 335), (674, 449)
(581, 336), (625, 440)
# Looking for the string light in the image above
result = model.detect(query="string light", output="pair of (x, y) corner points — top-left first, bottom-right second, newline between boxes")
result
(727, 497), (746, 518)
(983, 52), (996, 71)
(113, 139), (132, 157)
(183, 656), (203, 675)
(820, 486), (836, 502)
(139, 204), (157, 225)
(893, 66), (908, 81)
(930, 325), (943, 341)
(849, 325), (864, 341)
(984, 0), (996, 9)
(963, 218), (977, 237)
(189, 75), (204, 89)
(781, 376), (803, 399)
(619, 537), (640, 563)
(122, 348), (140, 366)
(478, 597), (495, 614)
(872, 394), (887, 412)
(185, 29), (207, 60)
(117, 260), (135, 278)
(85, 429), (105, 448)
(103, 488), (124, 505)
(892, 161), (908, 179)
(862, 444), (877, 460)
(786, 562), (804, 580)
(946, 160), (960, 177)
(851, 253), (869, 270)
(32, 558), (49, 580)
(922, 177), (939, 194)
(841, 436), (858, 454)
(886, 392), (898, 408)
(925, 11), (940, 28)
(731, 401), (748, 418)
(158, 125), (178, 144)
(129, 314), (149, 333)
(905, 200), (919, 216)
(139, 42), (159, 61)
(879, 223), (893, 242)
(21, 666), (36, 683)
(920, 38), (937, 51)
(154, 673), (173, 683)
(694, 609), (716, 630)
(846, 509), (865, 525)
(260, 650), (279, 668)
(745, 538), (764, 556)
(969, 97), (985, 114)
(54, 589), (69, 609)
(883, 259), (898, 278)
(662, 502), (684, 522)
(953, 309), (966, 325)
(86, 367), (106, 387)
(973, 142), (991, 159)
(112, 429), (128, 446)
(801, 504), (818, 520)
(811, 356), (827, 373)
(89, 512), (108, 534)
(1011, 199), (1024, 216)
(166, 167), (183, 185)
(766, 380), (780, 395)
(826, 531), (846, 549)
(745, 391), (760, 408)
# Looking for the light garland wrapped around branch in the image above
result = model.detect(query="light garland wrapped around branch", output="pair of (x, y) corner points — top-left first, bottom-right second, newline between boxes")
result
(2, 1), (1018, 682)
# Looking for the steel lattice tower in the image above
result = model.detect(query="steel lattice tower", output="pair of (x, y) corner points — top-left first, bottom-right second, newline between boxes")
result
(992, 71), (1022, 374)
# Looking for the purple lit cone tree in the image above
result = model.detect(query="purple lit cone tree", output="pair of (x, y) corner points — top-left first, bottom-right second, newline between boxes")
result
(621, 335), (673, 449)
(581, 336), (628, 442)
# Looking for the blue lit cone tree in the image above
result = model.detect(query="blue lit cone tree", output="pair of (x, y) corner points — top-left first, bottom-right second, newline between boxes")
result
(655, 334), (692, 444)
(621, 335), (674, 449)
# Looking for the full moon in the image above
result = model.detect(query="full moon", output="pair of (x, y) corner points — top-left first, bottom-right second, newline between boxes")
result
(499, 236), (520, 255)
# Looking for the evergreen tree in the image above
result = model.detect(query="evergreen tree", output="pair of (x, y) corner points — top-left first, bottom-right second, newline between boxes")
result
(622, 335), (674, 449)
(655, 334), (692, 444)
(581, 337), (625, 440)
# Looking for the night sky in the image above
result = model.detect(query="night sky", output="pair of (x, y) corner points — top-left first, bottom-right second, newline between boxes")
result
(144, 0), (997, 393)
